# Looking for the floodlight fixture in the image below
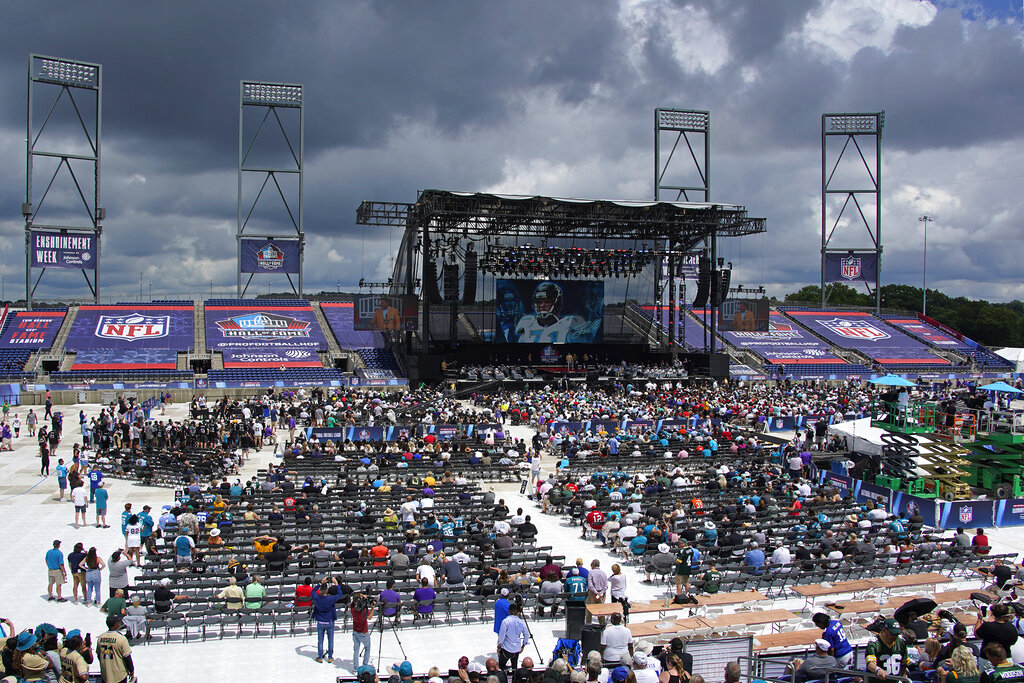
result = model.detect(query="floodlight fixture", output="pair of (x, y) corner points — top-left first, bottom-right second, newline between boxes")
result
(824, 113), (883, 134)
(657, 108), (710, 132)
(241, 81), (303, 107)
(33, 56), (99, 89)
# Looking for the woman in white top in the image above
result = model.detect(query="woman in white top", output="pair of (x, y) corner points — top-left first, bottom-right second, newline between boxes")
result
(609, 563), (629, 620)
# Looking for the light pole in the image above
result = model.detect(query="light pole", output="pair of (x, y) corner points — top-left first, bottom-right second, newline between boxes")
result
(919, 215), (934, 315)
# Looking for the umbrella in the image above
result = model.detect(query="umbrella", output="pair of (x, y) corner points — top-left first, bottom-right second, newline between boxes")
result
(978, 381), (1023, 394)
(870, 375), (917, 387)
(894, 597), (937, 626)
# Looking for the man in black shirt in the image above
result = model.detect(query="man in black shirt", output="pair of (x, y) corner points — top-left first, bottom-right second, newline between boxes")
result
(657, 637), (693, 675)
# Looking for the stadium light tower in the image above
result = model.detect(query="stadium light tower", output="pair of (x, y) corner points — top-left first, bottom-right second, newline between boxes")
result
(24, 55), (103, 308)
(237, 80), (304, 297)
(919, 214), (933, 315)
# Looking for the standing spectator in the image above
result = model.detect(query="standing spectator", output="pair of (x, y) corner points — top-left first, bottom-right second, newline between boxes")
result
(26, 408), (38, 437)
(45, 540), (67, 602)
(975, 604), (1018, 658)
(609, 564), (629, 621)
(812, 613), (854, 667)
(124, 515), (143, 565)
(174, 532), (195, 567)
(96, 615), (134, 683)
(496, 603), (530, 671)
(71, 483), (88, 530)
(87, 465), (103, 503)
(55, 458), (68, 501)
(312, 577), (344, 664)
(107, 549), (132, 599)
(351, 593), (374, 669)
(494, 587), (512, 635)
(586, 559), (609, 625)
(81, 547), (106, 606)
(67, 542), (87, 604)
(94, 482), (110, 528)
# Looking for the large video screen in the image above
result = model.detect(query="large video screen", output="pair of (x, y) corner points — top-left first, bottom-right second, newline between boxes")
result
(718, 297), (769, 332)
(494, 279), (603, 344)
(352, 294), (419, 332)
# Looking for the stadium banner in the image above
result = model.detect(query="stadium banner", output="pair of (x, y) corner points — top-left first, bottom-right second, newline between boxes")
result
(625, 420), (653, 433)
(856, 481), (893, 509)
(65, 304), (194, 351)
(494, 279), (603, 344)
(71, 348), (177, 370)
(589, 419), (621, 435)
(0, 310), (66, 349)
(721, 311), (846, 365)
(891, 491), (938, 527)
(418, 424), (461, 440)
(767, 416), (796, 432)
(351, 295), (419, 332)
(661, 252), (701, 280)
(240, 238), (301, 274)
(550, 421), (584, 435)
(718, 297), (770, 332)
(29, 230), (97, 270)
(220, 348), (322, 368)
(209, 379), (347, 389)
(884, 319), (971, 349)
(787, 310), (947, 364)
(994, 499), (1024, 527)
(937, 499), (994, 529)
(466, 423), (503, 438)
(204, 304), (327, 353)
(25, 381), (194, 391)
(824, 252), (878, 283)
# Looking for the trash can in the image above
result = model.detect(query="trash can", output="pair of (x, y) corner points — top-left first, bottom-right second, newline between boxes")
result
(565, 602), (586, 640)
(580, 623), (603, 658)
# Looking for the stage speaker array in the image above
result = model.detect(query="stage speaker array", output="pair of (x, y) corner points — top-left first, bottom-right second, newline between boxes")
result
(442, 263), (459, 302)
(712, 268), (731, 307)
(424, 258), (443, 305)
(692, 255), (712, 307)
(461, 249), (477, 305)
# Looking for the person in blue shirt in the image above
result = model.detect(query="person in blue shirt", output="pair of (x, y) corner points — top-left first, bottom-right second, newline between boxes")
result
(120, 504), (134, 537)
(744, 542), (766, 575)
(139, 506), (154, 540)
(496, 602), (530, 670)
(45, 540), (67, 601)
(94, 482), (110, 528)
(629, 533), (648, 557)
(55, 459), (69, 501)
(493, 586), (511, 634)
(565, 567), (588, 602)
(312, 578), (345, 663)
(812, 612), (854, 666)
(88, 467), (103, 503)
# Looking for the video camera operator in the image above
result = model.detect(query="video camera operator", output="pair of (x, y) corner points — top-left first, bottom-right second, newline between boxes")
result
(351, 591), (376, 669)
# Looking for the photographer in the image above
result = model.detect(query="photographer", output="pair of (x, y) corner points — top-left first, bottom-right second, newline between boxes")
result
(351, 592), (375, 670)
(312, 576), (344, 664)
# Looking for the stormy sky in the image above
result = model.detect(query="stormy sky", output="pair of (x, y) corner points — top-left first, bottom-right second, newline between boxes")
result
(0, 0), (1021, 303)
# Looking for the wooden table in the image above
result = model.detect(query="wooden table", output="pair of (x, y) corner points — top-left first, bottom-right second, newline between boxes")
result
(867, 573), (950, 589)
(704, 609), (797, 628)
(697, 590), (768, 606)
(587, 602), (626, 617)
(792, 580), (873, 598)
(754, 629), (821, 652)
(591, 590), (769, 618)
(628, 617), (710, 638)
(829, 590), (977, 615)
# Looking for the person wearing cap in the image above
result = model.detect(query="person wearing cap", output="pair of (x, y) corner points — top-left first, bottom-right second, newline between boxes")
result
(391, 660), (415, 683)
(811, 613), (853, 667)
(9, 630), (51, 681)
(59, 631), (91, 682)
(644, 544), (675, 583)
(793, 639), (839, 683)
(865, 618), (909, 680)
(370, 537), (390, 567)
(154, 577), (186, 614)
(493, 586), (512, 634)
(357, 664), (378, 683)
(97, 615), (134, 683)
(631, 652), (658, 683)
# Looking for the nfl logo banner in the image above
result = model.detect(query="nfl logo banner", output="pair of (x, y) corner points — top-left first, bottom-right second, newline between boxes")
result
(818, 317), (891, 342)
(96, 314), (169, 342)
(824, 252), (878, 284)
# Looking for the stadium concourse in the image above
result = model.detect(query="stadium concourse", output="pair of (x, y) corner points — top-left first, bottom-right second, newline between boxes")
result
(1, 395), (1023, 682)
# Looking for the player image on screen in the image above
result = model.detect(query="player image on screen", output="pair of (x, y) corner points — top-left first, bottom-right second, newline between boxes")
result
(495, 284), (525, 342)
(371, 297), (401, 331)
(514, 282), (599, 344)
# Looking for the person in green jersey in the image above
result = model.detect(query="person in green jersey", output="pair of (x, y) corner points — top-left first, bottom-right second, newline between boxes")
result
(865, 619), (909, 680)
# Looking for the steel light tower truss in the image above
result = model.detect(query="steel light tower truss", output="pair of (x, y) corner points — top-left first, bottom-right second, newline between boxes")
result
(237, 81), (304, 296)
(655, 108), (712, 350)
(821, 112), (884, 311)
(24, 54), (103, 308)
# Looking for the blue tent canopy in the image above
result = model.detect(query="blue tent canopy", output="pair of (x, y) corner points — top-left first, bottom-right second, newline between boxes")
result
(978, 381), (1023, 394)
(870, 375), (916, 387)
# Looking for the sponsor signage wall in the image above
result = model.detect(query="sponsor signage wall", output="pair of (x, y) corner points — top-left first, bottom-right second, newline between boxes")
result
(0, 310), (66, 349)
(824, 252), (878, 284)
(721, 312), (846, 365)
(994, 499), (1024, 527)
(204, 304), (328, 361)
(221, 348), (322, 368)
(65, 305), (194, 351)
(787, 310), (948, 364)
(29, 230), (97, 269)
(891, 492), (938, 527)
(240, 239), (301, 274)
(937, 499), (994, 529)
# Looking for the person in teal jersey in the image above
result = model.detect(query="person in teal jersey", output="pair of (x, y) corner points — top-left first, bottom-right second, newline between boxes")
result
(94, 481), (110, 528)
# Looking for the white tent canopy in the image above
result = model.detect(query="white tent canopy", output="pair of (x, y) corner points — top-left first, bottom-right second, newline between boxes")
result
(995, 347), (1024, 373)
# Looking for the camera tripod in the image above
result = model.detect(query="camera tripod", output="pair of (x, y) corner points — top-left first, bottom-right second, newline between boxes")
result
(374, 602), (408, 672)
(513, 596), (545, 662)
